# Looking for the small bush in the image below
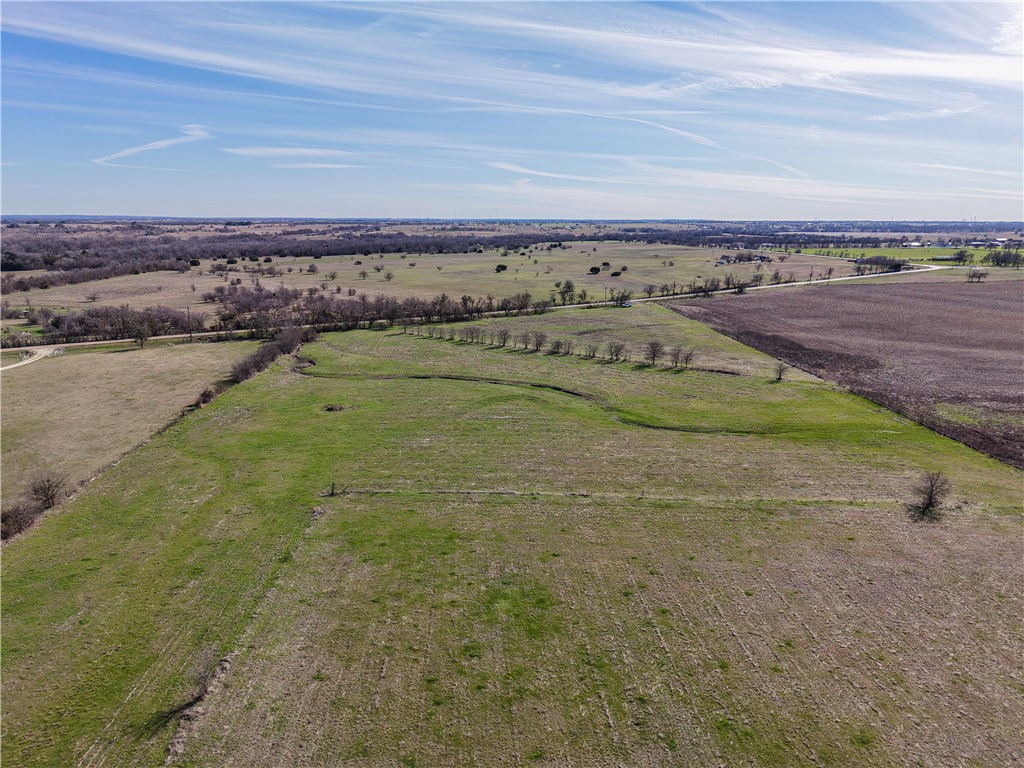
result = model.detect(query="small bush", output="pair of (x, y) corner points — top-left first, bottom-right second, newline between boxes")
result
(29, 470), (67, 509)
(1, 498), (45, 540)
(196, 383), (226, 406)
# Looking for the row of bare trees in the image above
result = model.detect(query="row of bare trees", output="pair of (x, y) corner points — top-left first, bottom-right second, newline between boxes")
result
(2, 304), (207, 347)
(413, 324), (703, 369)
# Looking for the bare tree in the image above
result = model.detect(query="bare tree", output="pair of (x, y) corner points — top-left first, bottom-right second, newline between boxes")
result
(606, 340), (626, 361)
(908, 471), (951, 522)
(495, 327), (511, 347)
(384, 270), (394, 281)
(773, 361), (788, 381)
(681, 347), (697, 370)
(359, 270), (368, 280)
(29, 470), (68, 509)
(531, 331), (548, 352)
(645, 340), (665, 366)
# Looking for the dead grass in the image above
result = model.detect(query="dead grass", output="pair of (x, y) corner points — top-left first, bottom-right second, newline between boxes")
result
(1, 340), (257, 497)
(182, 491), (1023, 767)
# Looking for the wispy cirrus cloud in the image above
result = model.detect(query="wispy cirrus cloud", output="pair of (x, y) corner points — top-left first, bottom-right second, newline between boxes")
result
(223, 146), (357, 158)
(273, 162), (361, 169)
(92, 124), (209, 167)
(900, 162), (1020, 179)
(3, 1), (1021, 218)
(865, 104), (986, 122)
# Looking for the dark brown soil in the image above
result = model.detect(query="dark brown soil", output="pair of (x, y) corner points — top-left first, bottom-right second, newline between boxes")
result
(670, 281), (1024, 467)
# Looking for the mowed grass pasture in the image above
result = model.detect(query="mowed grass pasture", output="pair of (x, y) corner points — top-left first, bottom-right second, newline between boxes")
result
(2, 306), (1021, 767)
(1, 340), (257, 499)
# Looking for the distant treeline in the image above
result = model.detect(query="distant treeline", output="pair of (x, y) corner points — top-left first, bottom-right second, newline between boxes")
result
(6, 223), (1018, 294)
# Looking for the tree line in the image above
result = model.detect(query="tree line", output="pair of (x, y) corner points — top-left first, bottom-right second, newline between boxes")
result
(411, 322), (706, 369)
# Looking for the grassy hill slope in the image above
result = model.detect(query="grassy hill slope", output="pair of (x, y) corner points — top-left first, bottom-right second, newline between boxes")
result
(3, 311), (1020, 767)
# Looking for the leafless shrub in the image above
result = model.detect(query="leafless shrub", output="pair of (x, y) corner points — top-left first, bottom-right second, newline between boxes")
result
(29, 470), (68, 509)
(606, 340), (626, 361)
(773, 361), (789, 381)
(196, 383), (226, 406)
(908, 471), (952, 522)
(1, 498), (45, 540)
(191, 646), (223, 699)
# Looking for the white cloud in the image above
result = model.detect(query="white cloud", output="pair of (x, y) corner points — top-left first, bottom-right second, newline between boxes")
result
(903, 162), (1019, 179)
(224, 146), (356, 158)
(991, 9), (1024, 55)
(273, 162), (361, 169)
(865, 104), (986, 122)
(92, 124), (209, 167)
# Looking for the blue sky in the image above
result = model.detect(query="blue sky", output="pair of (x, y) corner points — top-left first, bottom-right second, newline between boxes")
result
(2, 1), (1021, 219)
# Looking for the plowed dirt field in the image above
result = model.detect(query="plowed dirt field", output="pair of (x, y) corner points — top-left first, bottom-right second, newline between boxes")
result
(670, 280), (1024, 468)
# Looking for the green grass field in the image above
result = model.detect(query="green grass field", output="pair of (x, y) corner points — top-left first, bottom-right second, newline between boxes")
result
(804, 246), (1020, 265)
(2, 309), (1021, 767)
